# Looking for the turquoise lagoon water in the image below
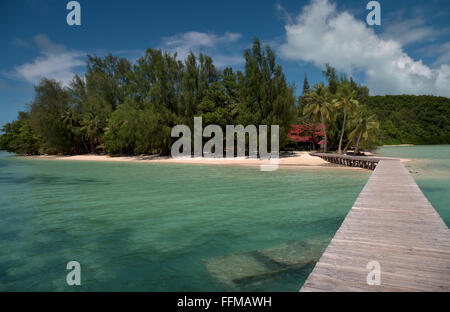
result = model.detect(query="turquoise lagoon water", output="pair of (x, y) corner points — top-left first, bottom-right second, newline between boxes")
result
(0, 151), (370, 291)
(375, 145), (450, 227)
(1, 145), (448, 292)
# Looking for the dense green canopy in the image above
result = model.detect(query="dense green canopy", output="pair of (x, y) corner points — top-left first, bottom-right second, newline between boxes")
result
(367, 95), (450, 145)
(1, 39), (449, 156)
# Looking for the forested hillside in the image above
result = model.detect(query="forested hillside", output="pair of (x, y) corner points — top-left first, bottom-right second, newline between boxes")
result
(367, 95), (450, 145)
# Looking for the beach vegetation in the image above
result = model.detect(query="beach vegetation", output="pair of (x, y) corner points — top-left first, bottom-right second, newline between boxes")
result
(1, 40), (449, 156)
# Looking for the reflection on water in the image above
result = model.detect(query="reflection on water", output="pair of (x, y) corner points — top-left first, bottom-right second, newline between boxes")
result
(0, 151), (369, 291)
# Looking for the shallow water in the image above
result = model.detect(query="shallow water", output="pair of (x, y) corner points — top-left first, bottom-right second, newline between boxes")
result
(0, 151), (371, 291)
(375, 145), (450, 226)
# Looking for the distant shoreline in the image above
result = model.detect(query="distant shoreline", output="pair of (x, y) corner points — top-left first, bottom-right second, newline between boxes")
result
(26, 152), (333, 169)
(23, 151), (410, 170)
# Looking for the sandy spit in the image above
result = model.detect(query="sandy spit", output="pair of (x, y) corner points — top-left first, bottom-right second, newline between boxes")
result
(27, 151), (410, 169)
(28, 152), (358, 170)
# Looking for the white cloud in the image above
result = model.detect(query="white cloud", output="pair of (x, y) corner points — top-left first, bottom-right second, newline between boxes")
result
(380, 8), (449, 46)
(161, 31), (244, 67)
(33, 34), (68, 55)
(13, 35), (85, 86)
(420, 42), (450, 66)
(382, 17), (438, 46)
(279, 0), (450, 97)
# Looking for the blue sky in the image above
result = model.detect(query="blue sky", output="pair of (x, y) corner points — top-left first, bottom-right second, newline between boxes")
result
(1, 0), (450, 128)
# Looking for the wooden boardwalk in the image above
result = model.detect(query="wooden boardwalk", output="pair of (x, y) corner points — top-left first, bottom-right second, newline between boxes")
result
(300, 160), (450, 292)
(311, 153), (381, 170)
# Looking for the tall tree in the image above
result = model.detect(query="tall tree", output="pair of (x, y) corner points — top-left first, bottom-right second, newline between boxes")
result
(68, 54), (132, 153)
(181, 52), (200, 124)
(322, 64), (338, 95)
(303, 83), (333, 152)
(238, 38), (296, 146)
(85, 54), (131, 110)
(333, 82), (359, 154)
(303, 74), (310, 95)
(29, 79), (74, 154)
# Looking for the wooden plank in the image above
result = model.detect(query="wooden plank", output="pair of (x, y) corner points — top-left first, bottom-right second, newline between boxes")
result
(300, 160), (450, 292)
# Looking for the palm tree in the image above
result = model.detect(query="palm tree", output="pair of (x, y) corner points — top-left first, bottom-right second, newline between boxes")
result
(61, 107), (78, 153)
(333, 83), (359, 154)
(80, 95), (111, 154)
(62, 106), (91, 154)
(81, 112), (103, 153)
(349, 112), (379, 155)
(303, 83), (333, 153)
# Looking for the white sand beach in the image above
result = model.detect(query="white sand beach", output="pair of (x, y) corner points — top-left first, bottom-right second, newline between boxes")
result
(28, 152), (411, 169)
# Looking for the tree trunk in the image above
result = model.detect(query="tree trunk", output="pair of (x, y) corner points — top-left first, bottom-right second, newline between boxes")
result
(338, 109), (346, 154)
(354, 130), (363, 155)
(343, 140), (352, 155)
(90, 141), (95, 154)
(321, 112), (328, 153)
(311, 127), (316, 151)
(161, 144), (170, 156)
(81, 140), (89, 154)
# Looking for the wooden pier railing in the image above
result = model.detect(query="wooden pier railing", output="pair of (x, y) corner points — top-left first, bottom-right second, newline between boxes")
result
(311, 153), (381, 170)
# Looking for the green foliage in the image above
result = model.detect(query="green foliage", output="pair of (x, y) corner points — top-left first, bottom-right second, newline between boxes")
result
(348, 109), (379, 153)
(0, 112), (41, 155)
(322, 64), (338, 95)
(303, 83), (333, 152)
(2, 45), (448, 157)
(300, 66), (449, 152)
(367, 95), (450, 145)
(29, 79), (75, 154)
(303, 74), (310, 95)
(103, 100), (174, 155)
(0, 38), (297, 156)
(332, 82), (360, 154)
(302, 66), (378, 153)
(238, 38), (297, 146)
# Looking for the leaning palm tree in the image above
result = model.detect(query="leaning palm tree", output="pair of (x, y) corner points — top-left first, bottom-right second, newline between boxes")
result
(349, 112), (379, 155)
(303, 83), (333, 153)
(333, 83), (359, 154)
